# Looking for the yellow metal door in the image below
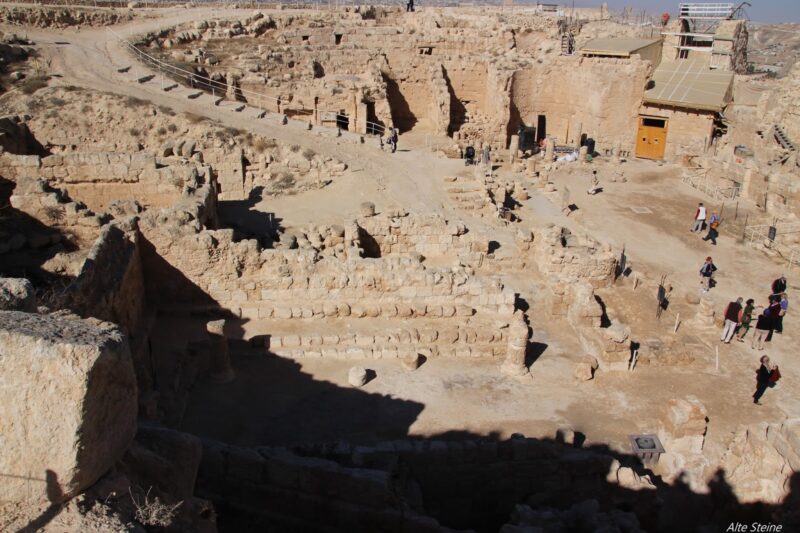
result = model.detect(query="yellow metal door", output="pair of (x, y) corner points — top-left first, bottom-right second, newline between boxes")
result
(636, 117), (668, 160)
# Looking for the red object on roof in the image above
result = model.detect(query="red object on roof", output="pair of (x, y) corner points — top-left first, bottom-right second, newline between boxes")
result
(661, 12), (671, 25)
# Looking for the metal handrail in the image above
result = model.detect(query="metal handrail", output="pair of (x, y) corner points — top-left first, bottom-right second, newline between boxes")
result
(681, 173), (740, 201)
(106, 26), (387, 135)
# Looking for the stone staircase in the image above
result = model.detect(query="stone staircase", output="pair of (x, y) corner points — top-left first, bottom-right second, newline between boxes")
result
(769, 124), (796, 166)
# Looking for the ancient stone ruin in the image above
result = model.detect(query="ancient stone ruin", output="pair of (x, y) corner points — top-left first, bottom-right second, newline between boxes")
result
(1, 2), (799, 532)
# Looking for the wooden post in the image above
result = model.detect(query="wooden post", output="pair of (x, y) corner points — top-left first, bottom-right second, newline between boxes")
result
(674, 313), (680, 333)
(633, 273), (638, 290)
(742, 214), (749, 240)
(734, 201), (739, 221)
(715, 346), (720, 372)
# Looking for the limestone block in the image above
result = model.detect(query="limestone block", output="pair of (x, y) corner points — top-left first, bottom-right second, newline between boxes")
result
(348, 366), (369, 388)
(573, 355), (599, 381)
(0, 311), (137, 504)
(659, 397), (708, 439)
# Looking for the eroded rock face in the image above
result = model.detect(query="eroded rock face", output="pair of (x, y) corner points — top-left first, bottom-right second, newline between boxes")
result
(0, 311), (137, 503)
(0, 277), (35, 311)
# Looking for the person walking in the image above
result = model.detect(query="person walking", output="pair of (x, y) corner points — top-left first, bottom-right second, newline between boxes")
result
(771, 275), (787, 296)
(699, 256), (717, 292)
(736, 298), (755, 341)
(702, 212), (720, 245)
(775, 293), (788, 334)
(587, 170), (601, 195)
(721, 297), (743, 343)
(751, 307), (773, 350)
(387, 127), (398, 153)
(753, 355), (780, 405)
(691, 202), (707, 232)
(406, 0), (415, 11)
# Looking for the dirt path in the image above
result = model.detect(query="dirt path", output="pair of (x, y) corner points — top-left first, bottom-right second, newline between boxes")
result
(9, 9), (465, 223)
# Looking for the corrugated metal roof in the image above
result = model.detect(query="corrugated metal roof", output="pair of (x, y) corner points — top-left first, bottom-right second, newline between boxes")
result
(580, 38), (662, 56)
(643, 57), (734, 112)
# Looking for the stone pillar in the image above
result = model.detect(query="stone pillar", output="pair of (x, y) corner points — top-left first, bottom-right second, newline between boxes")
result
(356, 102), (368, 135)
(501, 311), (530, 376)
(526, 157), (537, 176)
(509, 134), (520, 164)
(545, 138), (554, 161)
(207, 319), (235, 383)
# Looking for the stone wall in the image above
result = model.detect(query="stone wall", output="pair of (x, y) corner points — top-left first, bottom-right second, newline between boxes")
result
(69, 219), (145, 336)
(195, 435), (657, 532)
(0, 5), (135, 28)
(1, 150), (209, 212)
(356, 211), (486, 258)
(7, 174), (108, 243)
(510, 56), (652, 154)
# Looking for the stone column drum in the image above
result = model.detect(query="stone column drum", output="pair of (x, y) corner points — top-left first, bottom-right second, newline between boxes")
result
(207, 319), (235, 383)
(502, 311), (531, 377)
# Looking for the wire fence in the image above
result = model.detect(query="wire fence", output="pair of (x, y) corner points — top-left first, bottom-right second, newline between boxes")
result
(681, 172), (741, 201)
(106, 26), (388, 135)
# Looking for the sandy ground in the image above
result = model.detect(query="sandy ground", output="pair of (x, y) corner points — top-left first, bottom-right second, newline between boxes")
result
(6, 8), (797, 479)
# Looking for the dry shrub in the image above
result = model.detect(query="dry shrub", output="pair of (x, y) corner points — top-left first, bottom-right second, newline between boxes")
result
(42, 205), (65, 224)
(253, 137), (276, 153)
(302, 148), (315, 160)
(274, 172), (296, 190)
(289, 144), (301, 153)
(167, 123), (178, 133)
(20, 76), (48, 95)
(156, 127), (167, 136)
(128, 128), (141, 137)
(124, 95), (149, 108)
(184, 112), (205, 124)
(130, 487), (182, 528)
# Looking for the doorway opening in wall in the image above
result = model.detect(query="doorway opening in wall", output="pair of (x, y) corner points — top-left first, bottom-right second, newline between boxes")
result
(364, 100), (384, 135)
(536, 115), (547, 143)
(336, 111), (349, 131)
(519, 126), (537, 152)
(335, 33), (343, 45)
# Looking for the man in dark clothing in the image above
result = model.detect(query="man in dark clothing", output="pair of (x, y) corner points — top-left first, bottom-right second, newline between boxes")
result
(753, 355), (776, 405)
(771, 275), (787, 296)
(406, 0), (415, 11)
(720, 297), (743, 343)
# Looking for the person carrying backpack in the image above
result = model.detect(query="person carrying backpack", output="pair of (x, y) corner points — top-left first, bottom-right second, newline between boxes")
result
(702, 212), (720, 245)
(699, 256), (717, 292)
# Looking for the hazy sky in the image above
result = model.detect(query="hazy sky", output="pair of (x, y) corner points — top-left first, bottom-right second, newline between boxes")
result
(570, 0), (800, 23)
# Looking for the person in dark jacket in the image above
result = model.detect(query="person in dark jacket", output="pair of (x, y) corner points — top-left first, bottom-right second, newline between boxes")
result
(771, 275), (787, 296)
(751, 307), (773, 350)
(699, 256), (717, 292)
(753, 355), (776, 405)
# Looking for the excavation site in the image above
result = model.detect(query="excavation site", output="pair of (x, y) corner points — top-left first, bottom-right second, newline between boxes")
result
(1, 1), (799, 531)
